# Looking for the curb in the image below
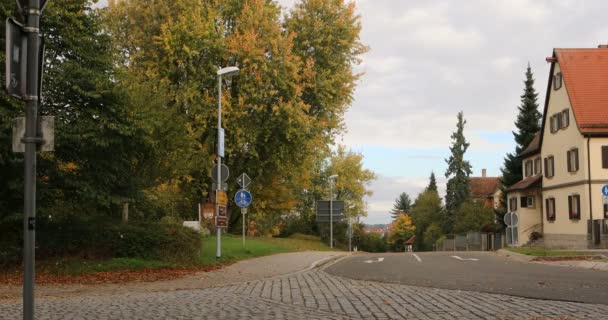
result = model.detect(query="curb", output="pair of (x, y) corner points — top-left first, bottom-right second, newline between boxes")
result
(496, 249), (535, 262)
(307, 252), (347, 271)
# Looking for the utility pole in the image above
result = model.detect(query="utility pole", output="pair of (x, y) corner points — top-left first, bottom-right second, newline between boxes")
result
(329, 174), (338, 248)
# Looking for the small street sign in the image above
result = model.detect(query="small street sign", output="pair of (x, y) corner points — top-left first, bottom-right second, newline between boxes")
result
(602, 184), (608, 197)
(603, 196), (608, 205)
(235, 189), (252, 208)
(216, 191), (228, 206)
(211, 164), (229, 183)
(237, 173), (251, 189)
(212, 182), (228, 191)
(503, 212), (518, 227)
(316, 200), (345, 215)
(215, 216), (228, 228)
(242, 207), (248, 214)
(12, 116), (55, 153)
(316, 214), (345, 222)
(5, 17), (27, 99)
(217, 205), (227, 217)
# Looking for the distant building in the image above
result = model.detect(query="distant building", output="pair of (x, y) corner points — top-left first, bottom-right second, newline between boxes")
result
(469, 169), (501, 209)
(506, 45), (608, 249)
(364, 225), (387, 237)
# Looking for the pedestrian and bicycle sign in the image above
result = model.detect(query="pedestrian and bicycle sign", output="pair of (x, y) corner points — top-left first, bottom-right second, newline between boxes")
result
(235, 189), (252, 208)
(602, 184), (608, 196)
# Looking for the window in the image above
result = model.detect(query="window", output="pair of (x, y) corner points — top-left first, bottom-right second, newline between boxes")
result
(602, 146), (608, 169)
(544, 156), (554, 178)
(556, 113), (563, 130)
(534, 157), (542, 175)
(562, 109), (569, 128)
(521, 196), (535, 208)
(568, 195), (581, 220)
(550, 115), (557, 133)
(567, 148), (579, 172)
(546, 198), (556, 221)
(525, 160), (533, 177)
(509, 198), (517, 211)
(553, 72), (563, 90)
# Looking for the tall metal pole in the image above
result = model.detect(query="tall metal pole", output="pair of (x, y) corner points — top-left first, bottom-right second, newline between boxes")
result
(242, 208), (245, 248)
(330, 180), (333, 249)
(23, 1), (42, 319)
(348, 218), (352, 253)
(216, 74), (222, 259)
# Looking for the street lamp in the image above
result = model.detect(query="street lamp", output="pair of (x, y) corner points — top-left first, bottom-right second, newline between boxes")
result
(329, 174), (338, 248)
(216, 66), (239, 259)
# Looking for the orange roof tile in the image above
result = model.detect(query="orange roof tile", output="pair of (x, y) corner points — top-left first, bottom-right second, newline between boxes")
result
(469, 177), (500, 199)
(555, 48), (608, 134)
(506, 175), (542, 192)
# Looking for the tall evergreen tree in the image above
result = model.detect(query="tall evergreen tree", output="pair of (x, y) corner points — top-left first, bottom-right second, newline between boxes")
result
(391, 192), (412, 219)
(426, 172), (438, 192)
(444, 112), (472, 233)
(501, 65), (542, 191)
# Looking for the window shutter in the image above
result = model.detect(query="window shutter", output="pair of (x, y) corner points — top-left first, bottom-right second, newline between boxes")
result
(564, 110), (569, 128)
(604, 204), (608, 219)
(574, 149), (579, 171)
(550, 116), (555, 133)
(567, 150), (572, 172)
(568, 196), (573, 219)
(521, 197), (526, 208)
(546, 199), (550, 220)
(576, 195), (581, 219)
(557, 114), (562, 130)
(602, 146), (608, 169)
(544, 158), (548, 177)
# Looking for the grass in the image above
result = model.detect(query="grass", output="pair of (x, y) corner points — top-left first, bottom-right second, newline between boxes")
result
(28, 233), (333, 275)
(505, 247), (595, 257)
(199, 233), (334, 265)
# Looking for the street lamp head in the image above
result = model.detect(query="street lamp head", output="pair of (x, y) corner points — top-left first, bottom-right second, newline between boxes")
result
(329, 174), (338, 180)
(217, 66), (240, 77)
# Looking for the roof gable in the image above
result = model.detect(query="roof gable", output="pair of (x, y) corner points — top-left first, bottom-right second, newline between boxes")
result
(469, 177), (500, 198)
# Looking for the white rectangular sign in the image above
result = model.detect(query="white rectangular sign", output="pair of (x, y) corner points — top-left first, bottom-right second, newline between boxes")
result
(218, 128), (225, 157)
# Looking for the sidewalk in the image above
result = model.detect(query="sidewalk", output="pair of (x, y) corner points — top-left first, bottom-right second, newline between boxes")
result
(0, 251), (344, 301)
(497, 248), (608, 271)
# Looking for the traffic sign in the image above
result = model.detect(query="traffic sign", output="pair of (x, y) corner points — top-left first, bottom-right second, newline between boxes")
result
(211, 164), (229, 183)
(216, 191), (228, 206)
(316, 214), (345, 222)
(217, 205), (227, 217)
(215, 215), (228, 228)
(5, 17), (27, 99)
(503, 212), (518, 227)
(237, 173), (251, 189)
(316, 200), (345, 215)
(604, 196), (608, 205)
(235, 189), (252, 208)
(212, 182), (228, 191)
(602, 184), (608, 196)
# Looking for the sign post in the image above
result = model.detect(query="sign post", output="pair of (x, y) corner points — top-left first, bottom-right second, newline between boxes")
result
(6, 1), (50, 319)
(235, 188), (253, 247)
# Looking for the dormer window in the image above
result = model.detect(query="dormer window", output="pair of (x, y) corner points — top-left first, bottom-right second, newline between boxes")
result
(553, 72), (563, 90)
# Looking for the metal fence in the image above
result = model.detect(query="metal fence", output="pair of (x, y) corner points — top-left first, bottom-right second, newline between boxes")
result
(439, 232), (505, 251)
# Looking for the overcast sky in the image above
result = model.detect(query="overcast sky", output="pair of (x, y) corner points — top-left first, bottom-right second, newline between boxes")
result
(97, 0), (608, 224)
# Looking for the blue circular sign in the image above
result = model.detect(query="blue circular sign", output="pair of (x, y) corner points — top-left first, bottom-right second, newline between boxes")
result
(603, 185), (608, 196)
(235, 190), (252, 208)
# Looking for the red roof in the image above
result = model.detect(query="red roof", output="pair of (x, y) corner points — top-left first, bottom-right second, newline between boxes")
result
(555, 48), (608, 134)
(469, 177), (500, 199)
(519, 132), (541, 157)
(506, 175), (542, 192)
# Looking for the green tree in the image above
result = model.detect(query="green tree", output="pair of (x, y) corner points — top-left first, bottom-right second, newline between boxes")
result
(409, 190), (443, 250)
(453, 201), (496, 233)
(423, 223), (444, 251)
(390, 192), (412, 219)
(426, 172), (438, 192)
(444, 111), (472, 233)
(501, 64), (542, 194)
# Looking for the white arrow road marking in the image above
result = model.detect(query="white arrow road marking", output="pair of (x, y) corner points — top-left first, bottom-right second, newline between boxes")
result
(412, 253), (422, 262)
(451, 255), (479, 261)
(364, 257), (384, 263)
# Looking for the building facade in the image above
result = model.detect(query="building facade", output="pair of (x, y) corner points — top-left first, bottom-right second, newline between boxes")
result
(506, 46), (608, 249)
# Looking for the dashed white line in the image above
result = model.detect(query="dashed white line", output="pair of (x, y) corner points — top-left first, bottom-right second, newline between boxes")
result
(451, 255), (479, 261)
(412, 253), (422, 262)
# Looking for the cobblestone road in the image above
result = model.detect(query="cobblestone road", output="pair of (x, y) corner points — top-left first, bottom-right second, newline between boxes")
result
(2, 267), (607, 319)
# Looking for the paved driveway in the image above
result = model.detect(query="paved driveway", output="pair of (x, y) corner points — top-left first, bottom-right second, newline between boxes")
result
(2, 254), (608, 319)
(325, 251), (608, 305)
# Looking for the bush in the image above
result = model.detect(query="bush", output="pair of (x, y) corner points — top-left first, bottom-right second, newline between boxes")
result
(0, 215), (201, 267)
(358, 233), (387, 253)
(529, 231), (543, 242)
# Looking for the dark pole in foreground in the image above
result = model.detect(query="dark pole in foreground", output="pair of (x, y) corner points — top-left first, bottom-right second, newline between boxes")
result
(23, 1), (42, 319)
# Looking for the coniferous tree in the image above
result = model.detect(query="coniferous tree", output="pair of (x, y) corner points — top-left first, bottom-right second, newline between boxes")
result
(500, 65), (542, 198)
(444, 112), (472, 233)
(426, 172), (438, 192)
(391, 192), (412, 219)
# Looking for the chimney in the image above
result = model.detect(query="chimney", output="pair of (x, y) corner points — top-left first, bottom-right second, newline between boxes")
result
(482, 169), (487, 177)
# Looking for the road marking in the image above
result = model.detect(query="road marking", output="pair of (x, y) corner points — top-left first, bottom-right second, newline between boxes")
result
(364, 257), (384, 263)
(451, 255), (479, 261)
(412, 253), (422, 262)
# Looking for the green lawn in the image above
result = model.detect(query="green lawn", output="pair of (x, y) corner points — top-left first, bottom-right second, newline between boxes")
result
(505, 247), (596, 257)
(35, 233), (333, 275)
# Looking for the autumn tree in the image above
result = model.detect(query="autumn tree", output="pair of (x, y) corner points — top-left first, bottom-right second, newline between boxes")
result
(387, 214), (416, 252)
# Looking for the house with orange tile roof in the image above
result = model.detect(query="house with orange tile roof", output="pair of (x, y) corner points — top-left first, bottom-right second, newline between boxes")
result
(506, 45), (608, 249)
(469, 169), (501, 209)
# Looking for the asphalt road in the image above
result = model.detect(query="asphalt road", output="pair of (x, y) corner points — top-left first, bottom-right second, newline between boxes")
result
(325, 251), (608, 305)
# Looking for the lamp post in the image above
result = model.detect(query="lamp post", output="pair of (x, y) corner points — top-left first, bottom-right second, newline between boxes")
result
(216, 66), (239, 259)
(329, 174), (338, 248)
